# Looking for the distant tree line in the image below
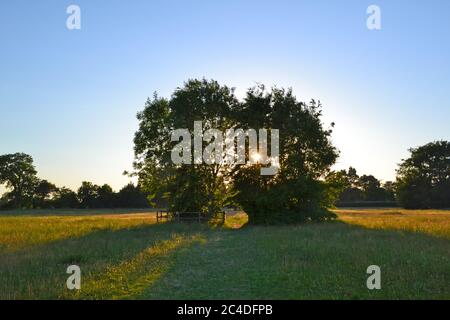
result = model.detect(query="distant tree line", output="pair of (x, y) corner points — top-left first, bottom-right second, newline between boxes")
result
(0, 153), (152, 210)
(1, 79), (448, 215)
(326, 167), (396, 207)
(326, 140), (449, 209)
(1, 144), (447, 212)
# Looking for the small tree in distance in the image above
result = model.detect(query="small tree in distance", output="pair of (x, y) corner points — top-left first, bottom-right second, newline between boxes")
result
(115, 183), (149, 208)
(0, 153), (38, 208)
(34, 179), (57, 208)
(53, 187), (79, 208)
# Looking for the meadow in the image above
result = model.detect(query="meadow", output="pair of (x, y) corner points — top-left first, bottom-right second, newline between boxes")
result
(0, 208), (449, 299)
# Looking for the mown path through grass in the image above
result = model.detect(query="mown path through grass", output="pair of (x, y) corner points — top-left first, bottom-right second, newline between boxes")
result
(141, 222), (449, 299)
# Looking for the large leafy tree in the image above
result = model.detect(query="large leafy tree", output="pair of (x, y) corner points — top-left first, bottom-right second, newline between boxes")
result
(132, 80), (339, 224)
(396, 140), (450, 209)
(0, 153), (38, 208)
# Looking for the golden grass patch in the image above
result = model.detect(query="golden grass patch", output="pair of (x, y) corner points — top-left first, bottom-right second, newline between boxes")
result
(335, 209), (450, 239)
(0, 214), (157, 252)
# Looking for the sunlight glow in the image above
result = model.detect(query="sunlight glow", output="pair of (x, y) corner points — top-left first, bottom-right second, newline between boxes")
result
(251, 153), (262, 163)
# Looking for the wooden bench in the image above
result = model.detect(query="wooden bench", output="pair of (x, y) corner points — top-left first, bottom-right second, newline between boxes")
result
(156, 210), (171, 223)
(156, 210), (226, 224)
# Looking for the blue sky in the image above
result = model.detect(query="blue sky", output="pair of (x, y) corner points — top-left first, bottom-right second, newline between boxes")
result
(1, 0), (449, 192)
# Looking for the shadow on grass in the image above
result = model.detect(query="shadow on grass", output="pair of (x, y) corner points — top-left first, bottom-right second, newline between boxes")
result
(0, 222), (211, 299)
(138, 220), (450, 300)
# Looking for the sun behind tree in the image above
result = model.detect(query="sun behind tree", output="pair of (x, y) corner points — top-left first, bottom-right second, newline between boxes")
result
(132, 79), (338, 224)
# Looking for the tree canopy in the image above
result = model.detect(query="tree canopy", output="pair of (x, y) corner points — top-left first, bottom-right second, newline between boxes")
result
(0, 153), (38, 208)
(396, 140), (450, 209)
(132, 79), (339, 224)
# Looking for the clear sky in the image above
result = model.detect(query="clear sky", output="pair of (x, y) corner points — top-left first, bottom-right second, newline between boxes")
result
(1, 0), (449, 193)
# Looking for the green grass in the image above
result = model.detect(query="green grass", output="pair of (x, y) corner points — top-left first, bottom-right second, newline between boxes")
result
(0, 209), (449, 299)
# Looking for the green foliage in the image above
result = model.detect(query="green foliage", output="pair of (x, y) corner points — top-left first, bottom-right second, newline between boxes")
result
(234, 168), (336, 224)
(77, 182), (150, 209)
(77, 181), (99, 209)
(115, 184), (149, 208)
(329, 167), (396, 205)
(232, 86), (338, 224)
(358, 175), (387, 201)
(133, 80), (338, 224)
(53, 187), (79, 208)
(33, 179), (58, 208)
(0, 153), (38, 208)
(97, 184), (115, 208)
(382, 181), (396, 201)
(396, 141), (450, 209)
(324, 170), (351, 204)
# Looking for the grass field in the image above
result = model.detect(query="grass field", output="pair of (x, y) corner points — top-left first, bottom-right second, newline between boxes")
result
(0, 208), (449, 299)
